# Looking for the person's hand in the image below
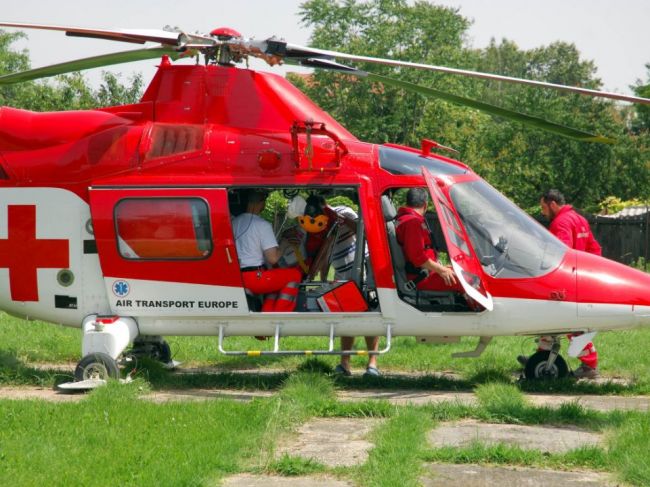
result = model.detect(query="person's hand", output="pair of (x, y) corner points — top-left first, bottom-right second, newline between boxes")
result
(436, 265), (457, 286)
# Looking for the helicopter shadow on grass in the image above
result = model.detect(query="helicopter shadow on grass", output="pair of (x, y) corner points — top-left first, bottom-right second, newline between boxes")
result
(132, 356), (644, 396)
(0, 350), (75, 387)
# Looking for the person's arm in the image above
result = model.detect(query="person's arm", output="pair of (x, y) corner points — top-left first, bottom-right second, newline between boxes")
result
(400, 220), (430, 268)
(260, 220), (281, 266)
(421, 258), (457, 286)
(550, 219), (574, 247)
(585, 232), (602, 256)
(263, 247), (281, 265)
(401, 219), (457, 286)
(326, 206), (357, 232)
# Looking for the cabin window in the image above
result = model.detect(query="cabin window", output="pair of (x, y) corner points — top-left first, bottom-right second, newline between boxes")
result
(114, 198), (212, 260)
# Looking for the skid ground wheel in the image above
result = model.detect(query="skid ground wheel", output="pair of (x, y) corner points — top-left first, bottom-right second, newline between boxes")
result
(151, 341), (172, 364)
(74, 353), (120, 381)
(131, 339), (172, 364)
(524, 350), (569, 380)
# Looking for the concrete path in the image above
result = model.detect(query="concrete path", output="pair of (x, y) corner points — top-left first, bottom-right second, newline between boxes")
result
(421, 463), (616, 486)
(338, 388), (650, 412)
(221, 474), (351, 487)
(1, 385), (649, 413)
(276, 417), (383, 467)
(428, 419), (602, 454)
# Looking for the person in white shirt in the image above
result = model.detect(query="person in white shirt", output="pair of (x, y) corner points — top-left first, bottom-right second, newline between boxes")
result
(232, 190), (301, 311)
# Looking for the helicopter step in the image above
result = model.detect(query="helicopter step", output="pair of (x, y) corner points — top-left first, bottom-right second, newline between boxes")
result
(217, 323), (392, 357)
(451, 336), (493, 358)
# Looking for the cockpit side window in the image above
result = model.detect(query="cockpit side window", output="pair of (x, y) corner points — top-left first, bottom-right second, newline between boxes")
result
(450, 180), (566, 278)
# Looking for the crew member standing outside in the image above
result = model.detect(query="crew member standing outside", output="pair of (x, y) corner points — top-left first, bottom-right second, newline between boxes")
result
(232, 190), (302, 312)
(518, 189), (602, 379)
(300, 195), (381, 377)
(395, 187), (464, 292)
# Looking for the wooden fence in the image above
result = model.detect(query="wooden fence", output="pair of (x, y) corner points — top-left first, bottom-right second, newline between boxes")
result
(589, 212), (649, 266)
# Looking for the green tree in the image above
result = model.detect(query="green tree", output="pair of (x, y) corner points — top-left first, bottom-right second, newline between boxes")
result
(631, 63), (650, 133)
(0, 29), (143, 111)
(295, 2), (646, 211)
(470, 39), (622, 211)
(295, 0), (483, 148)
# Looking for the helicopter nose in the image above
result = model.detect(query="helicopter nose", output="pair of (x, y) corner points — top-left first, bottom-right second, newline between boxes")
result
(575, 250), (650, 327)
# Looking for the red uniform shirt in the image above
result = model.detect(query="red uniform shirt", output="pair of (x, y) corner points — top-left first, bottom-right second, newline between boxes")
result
(549, 205), (600, 368)
(550, 205), (601, 255)
(395, 207), (437, 267)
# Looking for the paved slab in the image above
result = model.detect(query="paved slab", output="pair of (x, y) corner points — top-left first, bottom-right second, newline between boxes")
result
(146, 388), (274, 403)
(421, 463), (616, 487)
(0, 386), (83, 402)
(221, 474), (351, 487)
(276, 417), (383, 467)
(338, 389), (650, 412)
(428, 419), (602, 454)
(338, 389), (476, 406)
(526, 393), (650, 412)
(2, 385), (649, 413)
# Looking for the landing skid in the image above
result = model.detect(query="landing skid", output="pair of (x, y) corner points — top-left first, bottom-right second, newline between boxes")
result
(56, 376), (133, 393)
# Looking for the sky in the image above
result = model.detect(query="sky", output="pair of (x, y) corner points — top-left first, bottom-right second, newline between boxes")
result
(2, 0), (649, 96)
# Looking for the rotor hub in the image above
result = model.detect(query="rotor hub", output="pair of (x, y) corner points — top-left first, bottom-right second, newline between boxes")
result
(210, 27), (242, 41)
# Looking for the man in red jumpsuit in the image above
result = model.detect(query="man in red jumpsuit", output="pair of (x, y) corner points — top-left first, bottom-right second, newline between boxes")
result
(395, 187), (464, 292)
(518, 189), (602, 379)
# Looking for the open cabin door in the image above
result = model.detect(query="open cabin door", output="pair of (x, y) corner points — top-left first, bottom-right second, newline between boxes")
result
(423, 169), (493, 311)
(89, 187), (247, 317)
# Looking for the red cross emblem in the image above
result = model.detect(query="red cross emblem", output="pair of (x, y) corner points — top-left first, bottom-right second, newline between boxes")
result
(0, 205), (69, 301)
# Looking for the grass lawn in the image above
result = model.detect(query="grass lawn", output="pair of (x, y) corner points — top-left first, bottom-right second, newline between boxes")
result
(0, 376), (648, 486)
(1, 312), (650, 485)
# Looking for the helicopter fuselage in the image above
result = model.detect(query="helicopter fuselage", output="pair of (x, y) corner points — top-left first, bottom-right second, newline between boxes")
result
(1, 62), (649, 347)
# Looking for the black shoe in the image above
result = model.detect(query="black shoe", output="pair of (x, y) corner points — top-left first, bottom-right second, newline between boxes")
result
(516, 355), (529, 367)
(572, 365), (599, 379)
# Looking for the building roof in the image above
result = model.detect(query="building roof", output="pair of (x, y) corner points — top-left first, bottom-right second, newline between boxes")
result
(600, 205), (650, 220)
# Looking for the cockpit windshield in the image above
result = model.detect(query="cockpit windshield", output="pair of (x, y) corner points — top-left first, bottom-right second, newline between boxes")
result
(450, 180), (566, 279)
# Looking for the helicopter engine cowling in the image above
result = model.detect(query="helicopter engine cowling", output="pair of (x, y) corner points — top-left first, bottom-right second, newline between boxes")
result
(0, 107), (133, 150)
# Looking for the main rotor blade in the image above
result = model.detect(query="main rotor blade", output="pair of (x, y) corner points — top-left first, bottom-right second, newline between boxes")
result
(362, 72), (615, 144)
(0, 22), (215, 48)
(0, 46), (181, 84)
(274, 42), (650, 106)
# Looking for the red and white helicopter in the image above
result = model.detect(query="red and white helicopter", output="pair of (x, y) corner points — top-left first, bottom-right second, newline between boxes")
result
(0, 22), (649, 384)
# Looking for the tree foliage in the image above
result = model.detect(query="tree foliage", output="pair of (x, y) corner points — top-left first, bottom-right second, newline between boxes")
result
(0, 30), (143, 111)
(296, 0), (649, 212)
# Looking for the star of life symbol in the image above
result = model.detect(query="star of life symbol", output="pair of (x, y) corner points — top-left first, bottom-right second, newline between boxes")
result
(113, 280), (130, 297)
